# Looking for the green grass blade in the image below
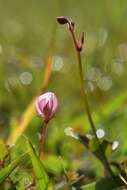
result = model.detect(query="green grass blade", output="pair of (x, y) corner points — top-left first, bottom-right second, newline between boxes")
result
(81, 182), (96, 190)
(27, 139), (49, 190)
(0, 152), (28, 184)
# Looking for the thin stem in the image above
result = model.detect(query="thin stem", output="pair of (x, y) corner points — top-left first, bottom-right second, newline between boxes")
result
(69, 27), (116, 180)
(39, 122), (48, 158)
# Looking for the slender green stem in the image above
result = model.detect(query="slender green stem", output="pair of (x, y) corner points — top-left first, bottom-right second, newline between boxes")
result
(39, 122), (48, 158)
(69, 27), (116, 180)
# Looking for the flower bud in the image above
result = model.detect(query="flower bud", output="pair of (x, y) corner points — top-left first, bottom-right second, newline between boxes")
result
(35, 92), (58, 123)
(76, 41), (82, 52)
(56, 16), (69, 25)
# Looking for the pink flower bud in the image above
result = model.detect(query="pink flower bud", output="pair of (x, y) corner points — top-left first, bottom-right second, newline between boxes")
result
(35, 92), (58, 123)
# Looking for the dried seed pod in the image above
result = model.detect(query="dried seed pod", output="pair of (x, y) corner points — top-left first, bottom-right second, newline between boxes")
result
(56, 16), (69, 25)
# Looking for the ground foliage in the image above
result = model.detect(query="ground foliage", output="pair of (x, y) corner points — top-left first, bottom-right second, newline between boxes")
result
(0, 0), (127, 189)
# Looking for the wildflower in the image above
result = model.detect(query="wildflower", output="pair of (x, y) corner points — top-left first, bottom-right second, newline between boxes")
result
(35, 92), (58, 123)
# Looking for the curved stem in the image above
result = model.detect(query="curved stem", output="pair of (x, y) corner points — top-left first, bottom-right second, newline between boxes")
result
(39, 122), (48, 158)
(69, 27), (116, 180)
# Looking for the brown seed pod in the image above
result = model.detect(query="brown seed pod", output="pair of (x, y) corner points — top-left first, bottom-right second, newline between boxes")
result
(56, 16), (69, 25)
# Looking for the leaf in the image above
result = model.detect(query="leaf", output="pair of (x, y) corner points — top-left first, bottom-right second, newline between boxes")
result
(81, 182), (96, 190)
(0, 139), (9, 160)
(11, 170), (33, 190)
(47, 182), (54, 190)
(42, 155), (68, 176)
(82, 177), (122, 190)
(95, 177), (121, 190)
(27, 139), (49, 190)
(0, 152), (28, 184)
(79, 134), (115, 162)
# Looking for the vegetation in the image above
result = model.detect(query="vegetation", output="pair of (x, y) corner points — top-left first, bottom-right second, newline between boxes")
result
(0, 1), (127, 189)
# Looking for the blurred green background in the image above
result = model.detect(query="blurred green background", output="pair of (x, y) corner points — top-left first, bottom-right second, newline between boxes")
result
(0, 0), (127, 182)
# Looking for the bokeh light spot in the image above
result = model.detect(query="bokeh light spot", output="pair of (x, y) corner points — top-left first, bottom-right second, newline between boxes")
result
(19, 72), (33, 85)
(52, 56), (64, 71)
(86, 67), (102, 82)
(112, 60), (124, 76)
(97, 76), (112, 91)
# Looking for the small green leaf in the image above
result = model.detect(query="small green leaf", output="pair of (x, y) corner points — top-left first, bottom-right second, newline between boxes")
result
(42, 155), (68, 176)
(0, 152), (28, 184)
(95, 177), (120, 190)
(11, 169), (33, 190)
(81, 182), (96, 190)
(27, 139), (49, 190)
(82, 177), (121, 190)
